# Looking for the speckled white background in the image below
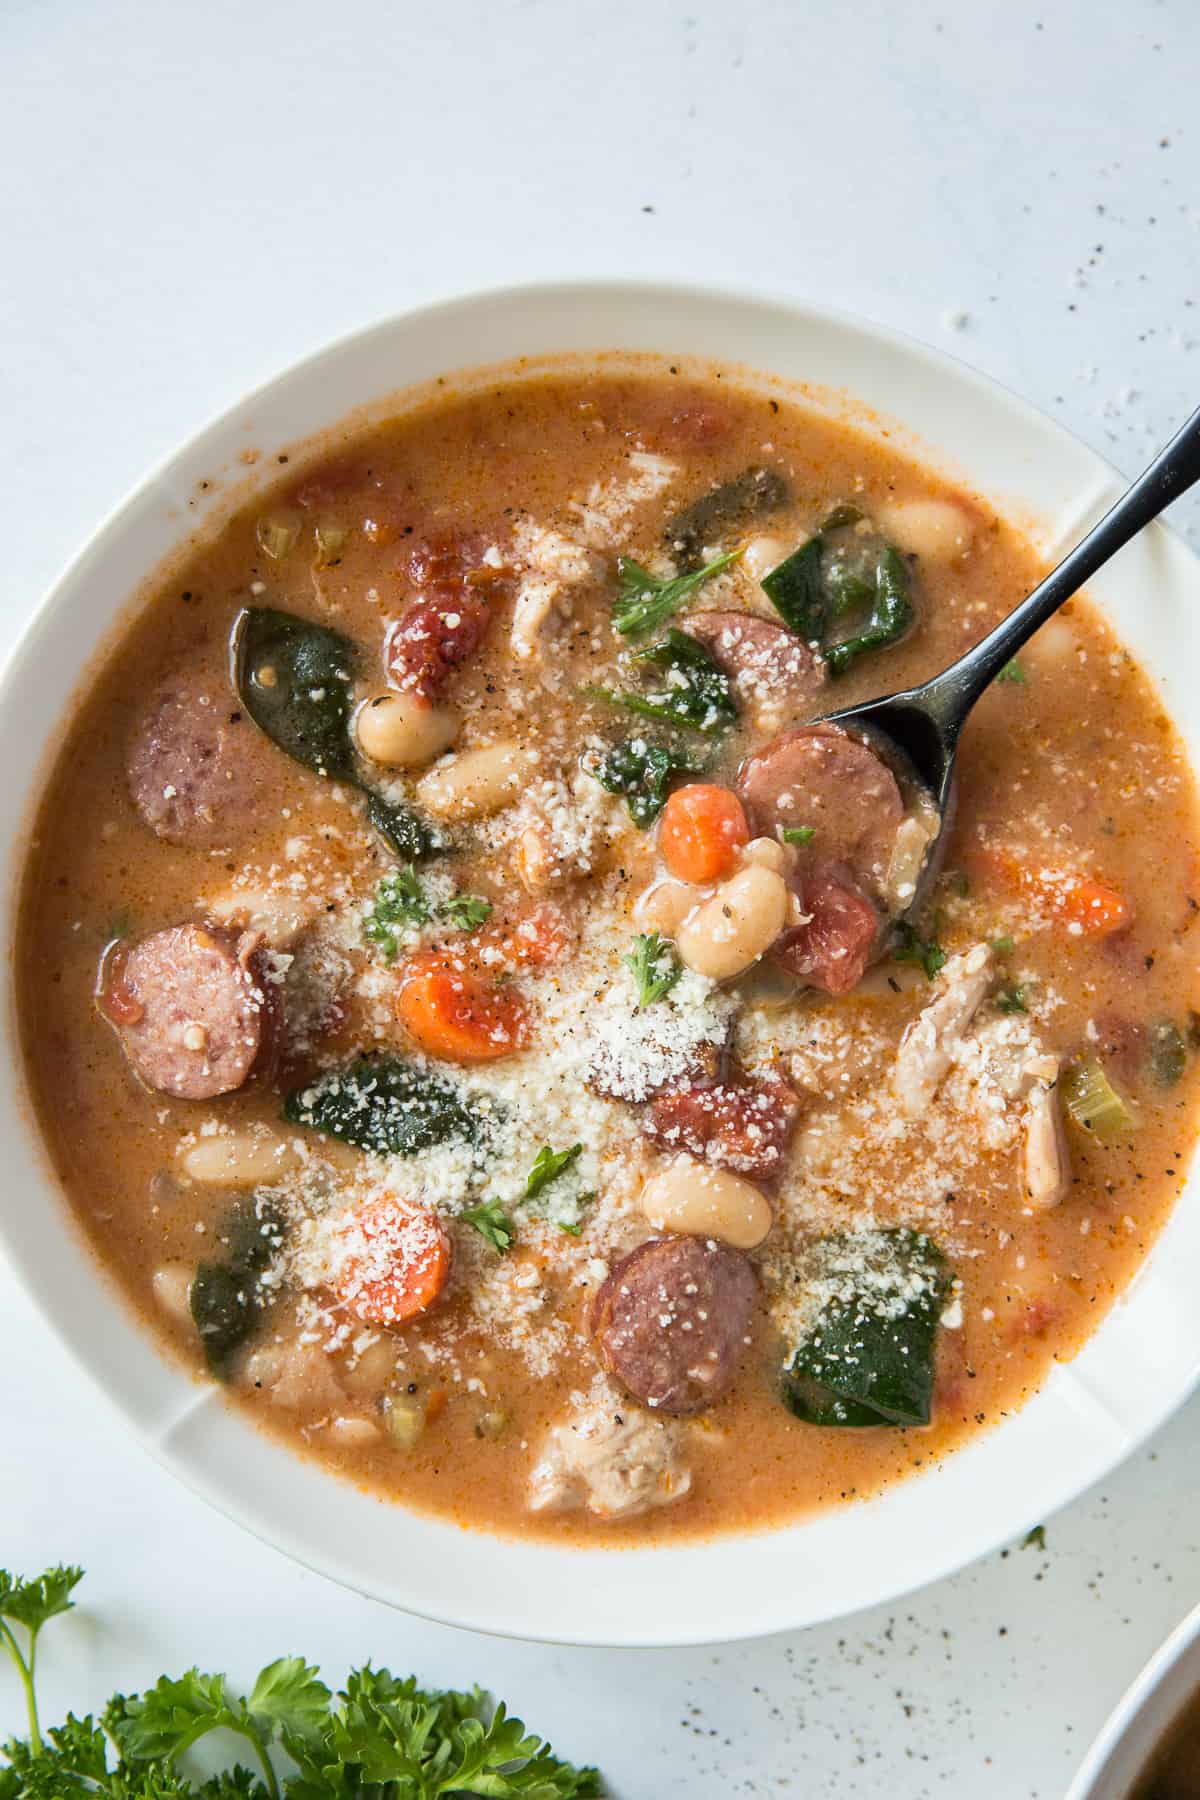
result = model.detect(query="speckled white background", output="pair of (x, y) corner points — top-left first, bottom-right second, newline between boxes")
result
(2, 1), (1199, 1793)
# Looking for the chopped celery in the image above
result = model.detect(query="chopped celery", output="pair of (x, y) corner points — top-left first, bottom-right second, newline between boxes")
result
(314, 523), (349, 567)
(385, 1394), (427, 1449)
(1062, 1057), (1136, 1143)
(1149, 1019), (1188, 1089)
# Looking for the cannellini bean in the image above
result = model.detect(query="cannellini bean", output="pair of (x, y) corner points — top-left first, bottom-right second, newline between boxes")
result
(205, 887), (315, 949)
(633, 877), (697, 936)
(179, 1128), (303, 1186)
(514, 823), (562, 892)
(355, 690), (461, 768)
(676, 864), (789, 980)
(875, 498), (974, 563)
(151, 1261), (194, 1326)
(417, 743), (538, 820)
(326, 1415), (382, 1448)
(741, 835), (789, 874)
(741, 533), (791, 582)
(641, 1155), (773, 1249)
(341, 1335), (400, 1399)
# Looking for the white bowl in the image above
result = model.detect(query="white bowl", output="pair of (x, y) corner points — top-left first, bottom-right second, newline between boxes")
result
(3, 282), (1199, 1648)
(1068, 1603), (1200, 1798)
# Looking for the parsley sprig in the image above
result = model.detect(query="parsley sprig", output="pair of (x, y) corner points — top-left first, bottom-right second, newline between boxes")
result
(624, 932), (681, 1007)
(892, 920), (947, 980)
(0, 1563), (602, 1797)
(363, 870), (492, 960)
(462, 1199), (515, 1253)
(525, 1143), (583, 1198)
(611, 548), (742, 637)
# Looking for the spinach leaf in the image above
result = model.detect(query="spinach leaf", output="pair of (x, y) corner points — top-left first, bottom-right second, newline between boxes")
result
(823, 546), (914, 675)
(233, 606), (359, 781)
(665, 465), (790, 572)
(761, 536), (825, 639)
(612, 549), (741, 638)
(590, 630), (736, 734)
(588, 735), (704, 826)
(781, 1229), (950, 1428)
(365, 789), (443, 863)
(282, 1055), (478, 1156)
(190, 1198), (283, 1376)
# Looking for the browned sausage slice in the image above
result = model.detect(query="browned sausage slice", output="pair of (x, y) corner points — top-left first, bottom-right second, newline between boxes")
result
(107, 924), (267, 1099)
(592, 1236), (757, 1414)
(683, 611), (824, 725)
(644, 1072), (801, 1180)
(773, 862), (881, 995)
(126, 678), (257, 846)
(737, 724), (903, 897)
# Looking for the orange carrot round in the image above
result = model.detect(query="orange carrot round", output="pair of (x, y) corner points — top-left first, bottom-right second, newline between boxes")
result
(981, 847), (1132, 937)
(334, 1192), (451, 1327)
(659, 784), (749, 885)
(396, 950), (529, 1062)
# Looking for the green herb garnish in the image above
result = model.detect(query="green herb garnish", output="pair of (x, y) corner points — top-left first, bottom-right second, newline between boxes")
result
(991, 934), (1015, 956)
(283, 1055), (478, 1157)
(462, 1200), (515, 1253)
(0, 1563), (602, 1796)
(892, 920), (947, 980)
(996, 659), (1028, 685)
(612, 548), (742, 638)
(588, 736), (703, 826)
(781, 1230), (951, 1428)
(624, 931), (682, 1008)
(525, 1142), (584, 1200)
(1022, 1524), (1047, 1551)
(442, 893), (494, 931)
(782, 825), (816, 846)
(996, 982), (1028, 1014)
(363, 867), (431, 958)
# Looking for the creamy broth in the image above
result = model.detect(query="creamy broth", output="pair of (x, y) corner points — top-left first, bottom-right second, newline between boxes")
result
(16, 358), (1200, 1544)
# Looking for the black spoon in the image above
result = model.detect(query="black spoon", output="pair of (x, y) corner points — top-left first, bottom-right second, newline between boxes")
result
(822, 402), (1200, 829)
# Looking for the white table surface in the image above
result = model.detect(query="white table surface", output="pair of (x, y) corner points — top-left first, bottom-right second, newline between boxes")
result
(3, 1), (1199, 1792)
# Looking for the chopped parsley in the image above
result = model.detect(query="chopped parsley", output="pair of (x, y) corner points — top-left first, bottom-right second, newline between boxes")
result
(589, 735), (704, 826)
(442, 892), (493, 931)
(461, 1199), (515, 1253)
(525, 1142), (583, 1199)
(996, 659), (1027, 685)
(782, 825), (815, 846)
(363, 867), (431, 958)
(995, 982), (1028, 1014)
(892, 919), (947, 980)
(624, 931), (682, 1008)
(991, 933), (1015, 956)
(1022, 1524), (1047, 1551)
(611, 547), (742, 637)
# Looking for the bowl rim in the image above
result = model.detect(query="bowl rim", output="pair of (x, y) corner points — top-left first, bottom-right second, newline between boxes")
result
(3, 276), (1200, 1648)
(1066, 1601), (1200, 1798)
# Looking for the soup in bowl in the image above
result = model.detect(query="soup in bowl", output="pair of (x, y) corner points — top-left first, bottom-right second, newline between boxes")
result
(5, 284), (1200, 1642)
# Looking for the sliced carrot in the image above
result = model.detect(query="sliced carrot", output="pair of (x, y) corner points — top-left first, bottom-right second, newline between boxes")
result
(334, 1193), (451, 1327)
(659, 784), (749, 885)
(396, 949), (529, 1062)
(978, 847), (1132, 937)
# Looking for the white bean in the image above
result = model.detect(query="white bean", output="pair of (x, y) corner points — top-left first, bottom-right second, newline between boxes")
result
(417, 743), (537, 820)
(741, 533), (792, 582)
(151, 1261), (194, 1326)
(632, 877), (697, 936)
(205, 887), (315, 949)
(326, 1415), (382, 1448)
(676, 864), (789, 980)
(741, 835), (789, 874)
(179, 1128), (303, 1187)
(875, 498), (974, 563)
(641, 1155), (773, 1249)
(355, 690), (461, 768)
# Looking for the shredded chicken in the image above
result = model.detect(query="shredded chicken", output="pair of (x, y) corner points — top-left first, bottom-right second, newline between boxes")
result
(1021, 1053), (1071, 1209)
(508, 523), (601, 661)
(892, 942), (994, 1117)
(528, 1378), (691, 1518)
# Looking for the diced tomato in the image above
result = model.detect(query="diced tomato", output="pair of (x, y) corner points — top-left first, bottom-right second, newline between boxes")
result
(333, 1192), (451, 1327)
(477, 902), (574, 972)
(645, 1070), (801, 1180)
(384, 594), (492, 701)
(396, 950), (529, 1063)
(659, 785), (749, 885)
(978, 848), (1132, 937)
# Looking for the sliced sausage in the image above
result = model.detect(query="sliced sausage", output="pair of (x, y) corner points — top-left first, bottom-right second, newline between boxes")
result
(592, 1236), (757, 1414)
(384, 532), (499, 700)
(105, 924), (268, 1099)
(773, 862), (881, 996)
(683, 611), (825, 726)
(126, 677), (257, 846)
(644, 1071), (801, 1181)
(737, 724), (903, 897)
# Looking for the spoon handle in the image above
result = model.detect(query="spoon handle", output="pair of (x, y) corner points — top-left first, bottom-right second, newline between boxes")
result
(926, 400), (1200, 722)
